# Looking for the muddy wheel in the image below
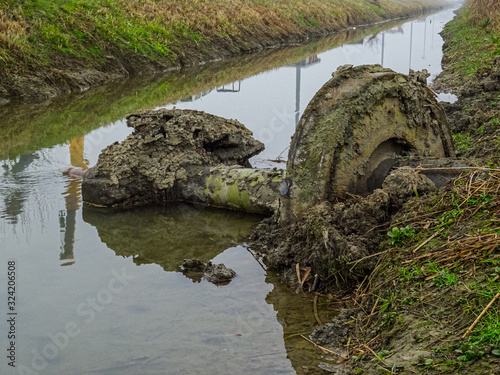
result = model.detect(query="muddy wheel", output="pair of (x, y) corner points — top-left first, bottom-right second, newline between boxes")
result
(280, 64), (455, 223)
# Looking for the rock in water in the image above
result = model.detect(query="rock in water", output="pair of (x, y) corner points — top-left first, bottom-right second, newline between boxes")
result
(181, 259), (236, 285)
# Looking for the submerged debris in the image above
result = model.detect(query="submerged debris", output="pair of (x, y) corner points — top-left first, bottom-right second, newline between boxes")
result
(182, 259), (236, 285)
(82, 108), (279, 211)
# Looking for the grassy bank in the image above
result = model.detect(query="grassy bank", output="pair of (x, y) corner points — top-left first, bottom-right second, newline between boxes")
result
(436, 1), (500, 87)
(0, 0), (445, 101)
(434, 0), (500, 163)
(0, 17), (414, 160)
(344, 168), (500, 374)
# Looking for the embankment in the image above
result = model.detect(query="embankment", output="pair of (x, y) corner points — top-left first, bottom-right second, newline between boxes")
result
(252, 1), (500, 373)
(0, 0), (447, 103)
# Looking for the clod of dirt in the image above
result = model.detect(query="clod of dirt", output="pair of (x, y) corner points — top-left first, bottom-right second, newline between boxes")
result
(182, 259), (236, 285)
(382, 166), (437, 199)
(253, 161), (463, 288)
(82, 109), (264, 207)
(310, 310), (361, 347)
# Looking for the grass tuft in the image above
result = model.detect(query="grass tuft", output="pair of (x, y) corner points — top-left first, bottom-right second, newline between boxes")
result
(467, 0), (500, 30)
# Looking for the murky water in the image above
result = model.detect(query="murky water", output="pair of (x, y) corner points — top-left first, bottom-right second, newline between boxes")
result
(1, 5), (460, 374)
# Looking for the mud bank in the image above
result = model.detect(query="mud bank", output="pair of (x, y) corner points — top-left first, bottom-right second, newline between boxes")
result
(0, 0), (448, 103)
(249, 6), (500, 375)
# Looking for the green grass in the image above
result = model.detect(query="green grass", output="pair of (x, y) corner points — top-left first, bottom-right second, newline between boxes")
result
(467, 308), (500, 348)
(0, 0), (446, 74)
(451, 131), (472, 151)
(441, 5), (500, 79)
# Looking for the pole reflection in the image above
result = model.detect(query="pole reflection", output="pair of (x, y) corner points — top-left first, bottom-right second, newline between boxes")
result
(59, 137), (88, 266)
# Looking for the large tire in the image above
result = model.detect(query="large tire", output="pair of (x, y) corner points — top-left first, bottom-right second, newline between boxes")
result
(280, 65), (455, 223)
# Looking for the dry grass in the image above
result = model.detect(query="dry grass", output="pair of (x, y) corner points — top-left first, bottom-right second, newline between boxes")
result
(0, 7), (29, 62)
(343, 169), (500, 373)
(401, 169), (500, 269)
(119, 0), (444, 37)
(467, 0), (500, 29)
(0, 0), (446, 67)
(0, 0), (447, 93)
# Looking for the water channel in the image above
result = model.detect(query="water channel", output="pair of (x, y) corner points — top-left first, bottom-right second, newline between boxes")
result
(1, 5), (461, 374)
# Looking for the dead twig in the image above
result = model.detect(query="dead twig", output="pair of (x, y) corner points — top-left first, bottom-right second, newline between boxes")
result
(463, 292), (500, 339)
(362, 344), (388, 367)
(413, 229), (442, 253)
(412, 166), (500, 172)
(300, 334), (346, 358)
(313, 294), (323, 326)
(349, 250), (390, 272)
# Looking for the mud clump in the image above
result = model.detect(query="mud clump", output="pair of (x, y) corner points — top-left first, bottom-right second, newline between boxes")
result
(252, 165), (449, 288)
(82, 109), (264, 207)
(257, 189), (394, 287)
(310, 309), (362, 350)
(181, 259), (236, 285)
(382, 166), (437, 199)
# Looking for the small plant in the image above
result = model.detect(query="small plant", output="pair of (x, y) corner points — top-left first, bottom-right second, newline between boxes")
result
(399, 265), (423, 281)
(373, 349), (392, 362)
(423, 262), (458, 287)
(414, 354), (433, 367)
(401, 296), (419, 306)
(433, 269), (458, 288)
(435, 205), (462, 228)
(380, 312), (397, 327)
(455, 343), (485, 362)
(467, 192), (494, 205)
(387, 225), (416, 246)
(451, 132), (472, 151)
(378, 290), (398, 313)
